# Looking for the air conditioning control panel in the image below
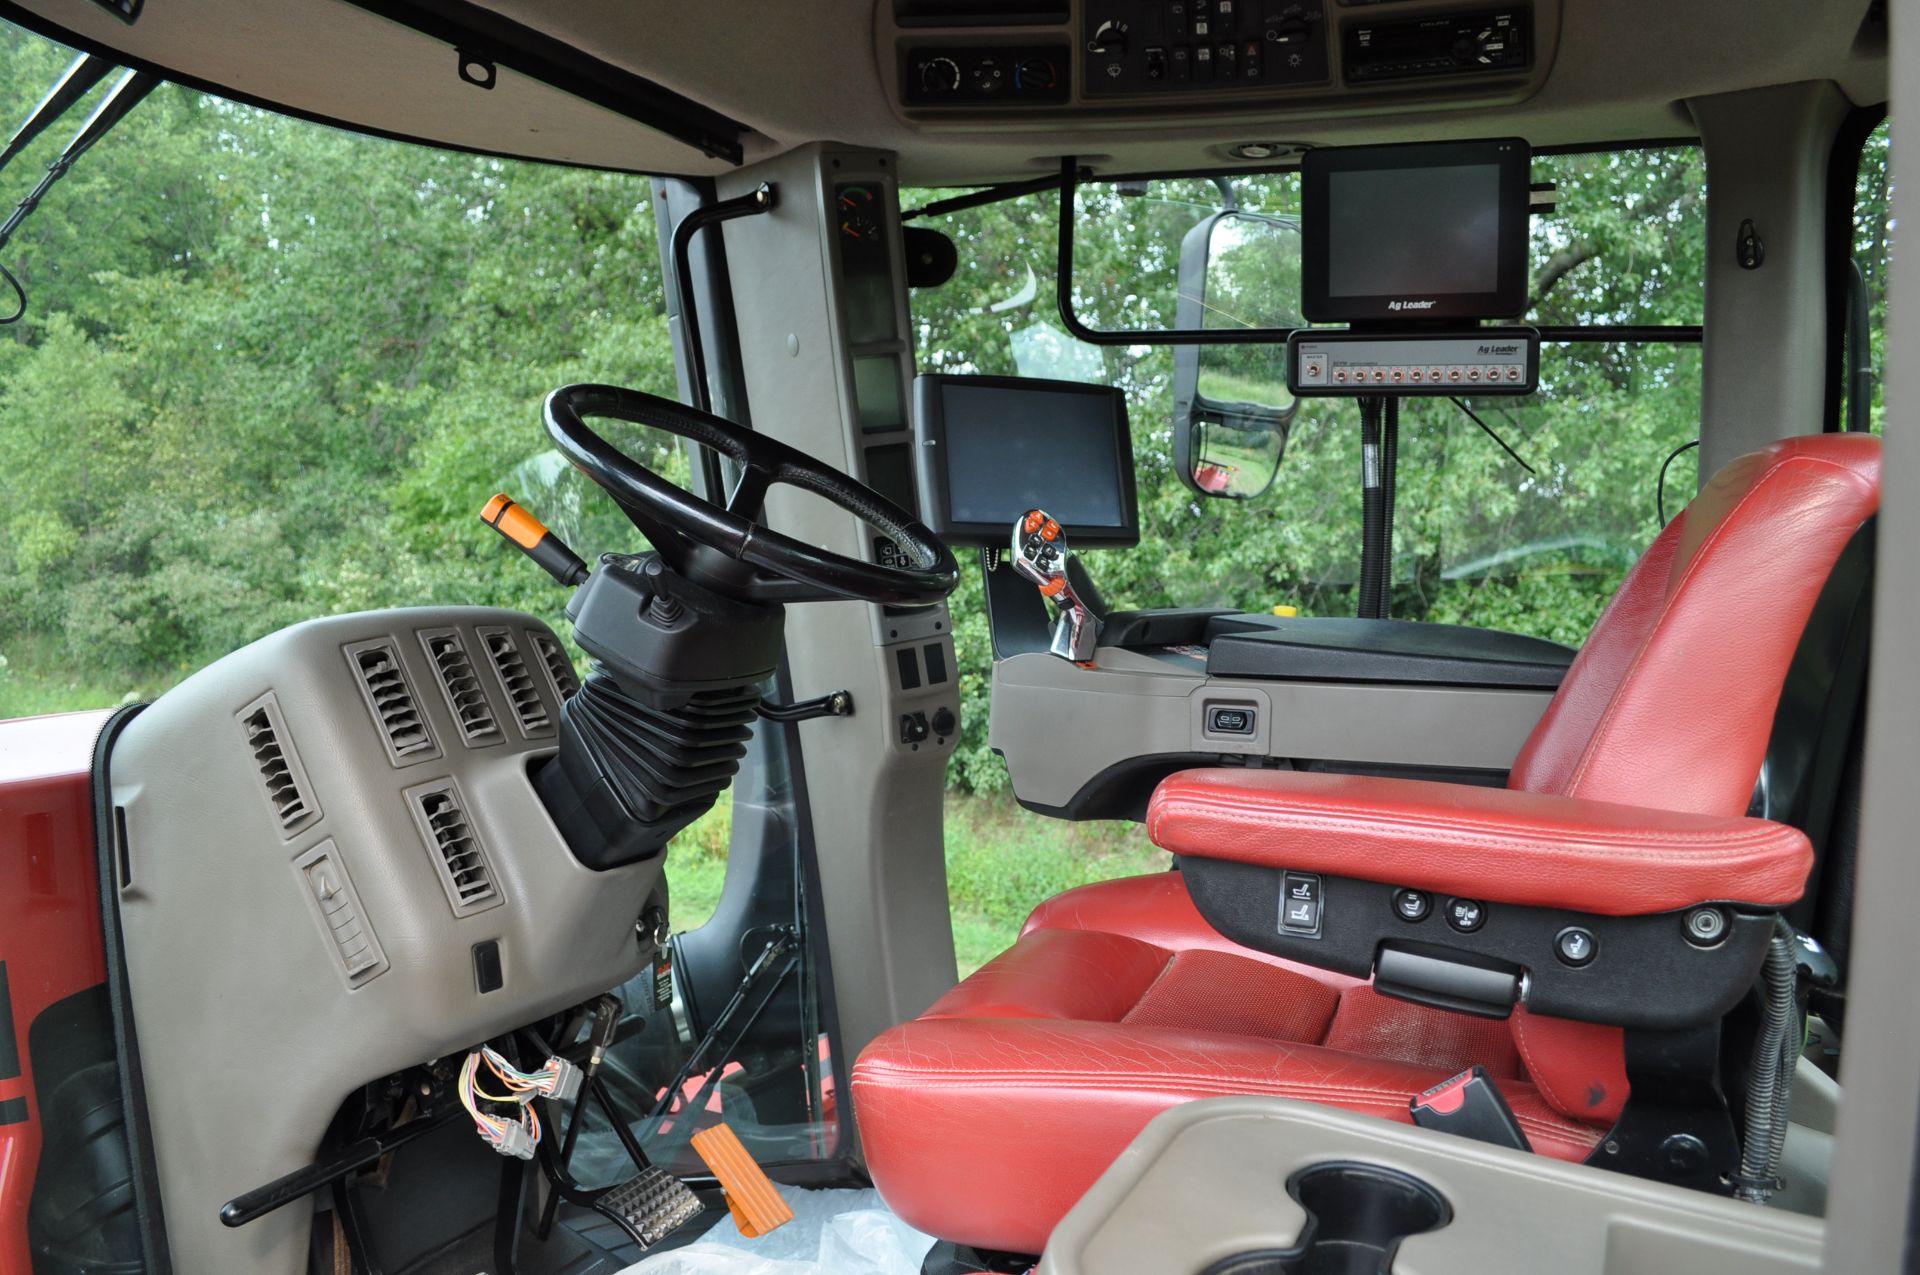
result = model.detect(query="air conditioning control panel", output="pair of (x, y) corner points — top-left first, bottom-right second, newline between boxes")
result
(1081, 0), (1330, 94)
(903, 43), (1072, 104)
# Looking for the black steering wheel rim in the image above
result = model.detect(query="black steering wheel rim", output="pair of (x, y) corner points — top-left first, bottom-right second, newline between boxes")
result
(543, 383), (959, 607)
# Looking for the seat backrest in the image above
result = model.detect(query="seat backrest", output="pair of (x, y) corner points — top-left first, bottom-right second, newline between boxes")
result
(1503, 434), (1880, 1127)
(1508, 434), (1882, 816)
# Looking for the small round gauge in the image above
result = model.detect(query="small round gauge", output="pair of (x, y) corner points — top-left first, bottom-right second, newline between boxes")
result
(838, 185), (882, 245)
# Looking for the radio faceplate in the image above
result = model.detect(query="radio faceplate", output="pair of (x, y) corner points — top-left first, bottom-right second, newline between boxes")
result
(1287, 327), (1541, 396)
(1343, 7), (1531, 85)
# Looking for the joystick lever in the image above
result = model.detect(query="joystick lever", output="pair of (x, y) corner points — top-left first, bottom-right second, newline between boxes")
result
(1011, 509), (1103, 663)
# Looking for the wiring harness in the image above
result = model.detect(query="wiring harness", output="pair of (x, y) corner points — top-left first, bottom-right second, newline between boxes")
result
(458, 1045), (582, 1159)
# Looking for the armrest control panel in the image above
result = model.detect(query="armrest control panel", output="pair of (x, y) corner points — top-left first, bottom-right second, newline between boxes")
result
(1182, 858), (1778, 1029)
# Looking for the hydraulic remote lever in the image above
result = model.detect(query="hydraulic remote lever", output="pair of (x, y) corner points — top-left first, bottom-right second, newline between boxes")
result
(1011, 509), (1102, 663)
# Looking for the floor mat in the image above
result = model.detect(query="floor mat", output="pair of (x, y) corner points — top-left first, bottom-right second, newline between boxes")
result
(619, 1185), (934, 1275)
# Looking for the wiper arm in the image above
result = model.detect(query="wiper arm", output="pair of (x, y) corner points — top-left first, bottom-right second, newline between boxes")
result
(0, 53), (118, 176)
(0, 67), (160, 324)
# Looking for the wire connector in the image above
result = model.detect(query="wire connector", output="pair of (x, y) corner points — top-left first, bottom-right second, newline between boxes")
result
(548, 1056), (583, 1104)
(494, 1120), (537, 1161)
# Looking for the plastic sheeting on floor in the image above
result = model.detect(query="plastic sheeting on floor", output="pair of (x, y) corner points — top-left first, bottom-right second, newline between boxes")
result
(620, 1185), (936, 1275)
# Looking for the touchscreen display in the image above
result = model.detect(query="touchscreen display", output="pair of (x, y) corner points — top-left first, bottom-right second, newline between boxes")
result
(1326, 164), (1503, 299)
(939, 382), (1129, 532)
(1301, 139), (1529, 322)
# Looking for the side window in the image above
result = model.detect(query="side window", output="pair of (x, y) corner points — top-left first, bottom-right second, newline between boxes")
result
(1851, 118), (1892, 433)
(1395, 148), (1706, 643)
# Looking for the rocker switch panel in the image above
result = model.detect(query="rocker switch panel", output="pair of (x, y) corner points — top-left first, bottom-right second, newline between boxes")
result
(1280, 871), (1322, 937)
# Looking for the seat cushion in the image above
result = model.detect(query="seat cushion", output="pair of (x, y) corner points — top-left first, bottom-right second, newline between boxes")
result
(853, 873), (1603, 1254)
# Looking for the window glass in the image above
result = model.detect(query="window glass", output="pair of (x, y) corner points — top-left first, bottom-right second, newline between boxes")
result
(0, 21), (836, 1173)
(1852, 117), (1892, 432)
(1063, 147), (1706, 333)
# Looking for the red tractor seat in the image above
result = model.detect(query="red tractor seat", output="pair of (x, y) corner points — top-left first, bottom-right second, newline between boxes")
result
(852, 434), (1881, 1256)
(854, 872), (1608, 1255)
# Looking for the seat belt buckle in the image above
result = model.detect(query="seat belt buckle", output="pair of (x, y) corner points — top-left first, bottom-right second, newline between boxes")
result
(1409, 1065), (1532, 1153)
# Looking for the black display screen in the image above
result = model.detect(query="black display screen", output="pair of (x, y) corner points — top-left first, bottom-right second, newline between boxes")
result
(912, 375), (1138, 548)
(1302, 139), (1530, 323)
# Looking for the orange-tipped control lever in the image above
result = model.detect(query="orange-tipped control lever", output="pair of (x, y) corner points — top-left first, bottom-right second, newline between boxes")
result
(481, 494), (590, 586)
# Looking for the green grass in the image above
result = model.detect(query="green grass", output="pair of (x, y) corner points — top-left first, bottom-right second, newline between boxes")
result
(3, 657), (1163, 978)
(0, 636), (174, 719)
(666, 791), (1164, 975)
(939, 795), (1168, 973)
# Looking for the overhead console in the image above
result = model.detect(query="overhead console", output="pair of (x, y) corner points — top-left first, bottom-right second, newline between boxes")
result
(884, 0), (1554, 122)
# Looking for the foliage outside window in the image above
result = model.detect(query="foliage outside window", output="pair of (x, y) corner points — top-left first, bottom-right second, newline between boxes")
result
(1853, 117), (1892, 432)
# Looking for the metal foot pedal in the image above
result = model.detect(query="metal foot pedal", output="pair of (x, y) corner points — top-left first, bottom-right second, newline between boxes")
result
(591, 1166), (704, 1249)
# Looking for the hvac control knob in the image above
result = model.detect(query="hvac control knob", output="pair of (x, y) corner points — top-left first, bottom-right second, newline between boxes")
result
(919, 55), (962, 94)
(1090, 19), (1129, 55)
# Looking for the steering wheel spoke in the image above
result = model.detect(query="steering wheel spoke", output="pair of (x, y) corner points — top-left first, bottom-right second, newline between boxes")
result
(542, 384), (958, 609)
(725, 463), (774, 520)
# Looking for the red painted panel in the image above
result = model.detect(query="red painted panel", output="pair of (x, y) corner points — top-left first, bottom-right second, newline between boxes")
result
(0, 709), (113, 1271)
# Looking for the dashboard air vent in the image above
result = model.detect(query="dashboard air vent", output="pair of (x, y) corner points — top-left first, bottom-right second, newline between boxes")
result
(238, 692), (319, 837)
(406, 780), (502, 916)
(528, 629), (580, 701)
(479, 627), (551, 737)
(419, 629), (502, 746)
(346, 638), (440, 766)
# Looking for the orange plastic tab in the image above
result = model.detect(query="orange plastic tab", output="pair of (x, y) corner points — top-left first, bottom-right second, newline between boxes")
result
(1041, 519), (1060, 541)
(479, 493), (549, 550)
(689, 1123), (794, 1238)
(1023, 510), (1044, 534)
(1038, 577), (1067, 598)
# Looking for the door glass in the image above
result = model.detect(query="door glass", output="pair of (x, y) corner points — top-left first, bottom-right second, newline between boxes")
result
(1851, 117), (1892, 433)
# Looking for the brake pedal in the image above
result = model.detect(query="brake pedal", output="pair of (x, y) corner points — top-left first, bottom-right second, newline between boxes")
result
(591, 1165), (705, 1249)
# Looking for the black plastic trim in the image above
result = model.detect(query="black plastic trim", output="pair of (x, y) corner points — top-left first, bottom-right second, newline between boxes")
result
(0, 1096), (24, 1125)
(1182, 857), (1778, 1030)
(1822, 104), (1888, 433)
(328, 0), (745, 162)
(1205, 616), (1574, 688)
(0, 962), (18, 1080)
(90, 703), (173, 1274)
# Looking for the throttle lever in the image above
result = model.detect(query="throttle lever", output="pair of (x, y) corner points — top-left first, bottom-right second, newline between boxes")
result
(481, 493), (590, 586)
(1010, 508), (1102, 662)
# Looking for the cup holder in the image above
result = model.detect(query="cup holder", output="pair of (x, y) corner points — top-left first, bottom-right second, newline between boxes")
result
(1202, 1162), (1452, 1275)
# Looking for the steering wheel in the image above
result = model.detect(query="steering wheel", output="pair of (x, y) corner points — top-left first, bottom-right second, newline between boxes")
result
(544, 384), (959, 607)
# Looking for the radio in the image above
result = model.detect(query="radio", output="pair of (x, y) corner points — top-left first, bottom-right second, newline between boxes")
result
(1343, 8), (1529, 85)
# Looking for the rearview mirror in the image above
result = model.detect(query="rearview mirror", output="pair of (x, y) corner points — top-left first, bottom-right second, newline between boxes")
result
(1173, 210), (1302, 500)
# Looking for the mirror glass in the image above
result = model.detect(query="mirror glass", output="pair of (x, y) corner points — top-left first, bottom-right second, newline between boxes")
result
(1187, 417), (1286, 499)
(1174, 210), (1304, 498)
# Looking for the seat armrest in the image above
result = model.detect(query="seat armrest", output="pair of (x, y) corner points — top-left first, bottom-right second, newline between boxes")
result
(1148, 770), (1811, 917)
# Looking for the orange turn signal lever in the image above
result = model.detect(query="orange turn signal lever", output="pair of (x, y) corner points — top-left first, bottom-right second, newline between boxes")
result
(481, 494), (589, 587)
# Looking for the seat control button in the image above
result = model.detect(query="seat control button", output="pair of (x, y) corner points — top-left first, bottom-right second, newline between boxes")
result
(1444, 897), (1486, 933)
(1554, 926), (1597, 967)
(1391, 888), (1431, 923)
(1279, 872), (1322, 935)
(1206, 704), (1256, 735)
